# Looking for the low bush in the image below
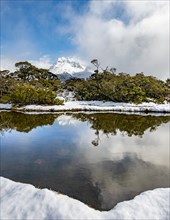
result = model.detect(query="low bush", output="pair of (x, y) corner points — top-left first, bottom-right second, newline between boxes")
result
(9, 84), (63, 105)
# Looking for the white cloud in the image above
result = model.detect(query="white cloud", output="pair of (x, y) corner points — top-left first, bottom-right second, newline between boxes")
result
(29, 55), (52, 69)
(1, 1), (169, 79)
(71, 0), (169, 79)
(0, 57), (17, 72)
(0, 55), (52, 72)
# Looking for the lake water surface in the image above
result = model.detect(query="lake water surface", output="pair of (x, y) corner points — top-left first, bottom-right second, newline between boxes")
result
(0, 111), (170, 210)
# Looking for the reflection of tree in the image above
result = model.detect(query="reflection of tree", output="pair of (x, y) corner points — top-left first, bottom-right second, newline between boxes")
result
(0, 119), (12, 135)
(91, 130), (100, 147)
(1, 111), (170, 138)
(73, 113), (170, 142)
(0, 112), (60, 133)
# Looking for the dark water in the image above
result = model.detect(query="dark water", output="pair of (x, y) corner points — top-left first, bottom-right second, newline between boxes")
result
(0, 111), (170, 210)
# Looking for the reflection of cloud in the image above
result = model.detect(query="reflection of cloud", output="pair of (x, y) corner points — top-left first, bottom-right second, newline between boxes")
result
(57, 115), (81, 126)
(88, 154), (169, 210)
(74, 119), (169, 209)
(77, 123), (169, 168)
(1, 113), (169, 211)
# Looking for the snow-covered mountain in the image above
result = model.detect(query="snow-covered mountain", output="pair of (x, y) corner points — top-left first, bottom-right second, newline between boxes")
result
(49, 57), (93, 81)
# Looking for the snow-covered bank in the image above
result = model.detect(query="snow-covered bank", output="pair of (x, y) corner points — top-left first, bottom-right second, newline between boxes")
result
(0, 103), (12, 109)
(0, 101), (170, 113)
(0, 177), (169, 220)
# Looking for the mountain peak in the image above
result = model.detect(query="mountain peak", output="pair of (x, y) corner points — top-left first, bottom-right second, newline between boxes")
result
(49, 56), (93, 81)
(49, 57), (86, 75)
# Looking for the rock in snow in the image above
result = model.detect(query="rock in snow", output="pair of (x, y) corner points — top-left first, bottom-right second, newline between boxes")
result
(0, 177), (169, 220)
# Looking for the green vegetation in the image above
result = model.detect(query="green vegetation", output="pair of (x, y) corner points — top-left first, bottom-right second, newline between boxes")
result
(0, 59), (169, 105)
(63, 59), (170, 104)
(0, 62), (63, 105)
(10, 84), (63, 105)
(65, 71), (170, 104)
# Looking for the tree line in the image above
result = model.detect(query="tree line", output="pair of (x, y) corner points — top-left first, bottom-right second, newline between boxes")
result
(65, 59), (170, 104)
(0, 60), (170, 105)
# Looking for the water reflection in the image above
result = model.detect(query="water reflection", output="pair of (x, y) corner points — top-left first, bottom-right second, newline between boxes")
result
(88, 153), (169, 210)
(1, 111), (169, 136)
(0, 111), (169, 210)
(0, 111), (59, 133)
(72, 113), (170, 140)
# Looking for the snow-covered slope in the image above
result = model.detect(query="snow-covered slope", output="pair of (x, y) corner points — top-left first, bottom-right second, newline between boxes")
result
(49, 57), (93, 81)
(49, 57), (86, 75)
(1, 177), (169, 220)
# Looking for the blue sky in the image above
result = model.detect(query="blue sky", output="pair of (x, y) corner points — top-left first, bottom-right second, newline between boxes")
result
(1, 0), (89, 60)
(1, 0), (169, 79)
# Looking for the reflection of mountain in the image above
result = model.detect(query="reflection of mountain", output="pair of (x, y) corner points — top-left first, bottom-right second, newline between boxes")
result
(0, 112), (60, 133)
(2, 147), (169, 210)
(87, 153), (170, 210)
(73, 113), (170, 137)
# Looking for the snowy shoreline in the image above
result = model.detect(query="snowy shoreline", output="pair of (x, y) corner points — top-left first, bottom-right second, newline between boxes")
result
(1, 177), (169, 220)
(0, 101), (170, 113)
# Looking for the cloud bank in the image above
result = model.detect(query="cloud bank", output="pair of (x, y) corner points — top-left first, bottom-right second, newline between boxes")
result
(1, 1), (169, 80)
(70, 1), (169, 79)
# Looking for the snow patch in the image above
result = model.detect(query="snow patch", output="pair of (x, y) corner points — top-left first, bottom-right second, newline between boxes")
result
(0, 101), (169, 113)
(0, 177), (169, 220)
(0, 103), (12, 109)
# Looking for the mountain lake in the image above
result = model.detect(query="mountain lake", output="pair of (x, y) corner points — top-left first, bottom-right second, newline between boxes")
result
(0, 111), (170, 211)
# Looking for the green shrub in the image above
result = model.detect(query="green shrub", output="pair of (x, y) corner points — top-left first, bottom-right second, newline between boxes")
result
(0, 95), (11, 103)
(9, 84), (63, 105)
(65, 71), (170, 104)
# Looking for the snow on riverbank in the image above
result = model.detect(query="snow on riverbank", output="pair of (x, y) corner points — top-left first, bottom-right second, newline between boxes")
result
(0, 101), (170, 113)
(0, 177), (169, 220)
